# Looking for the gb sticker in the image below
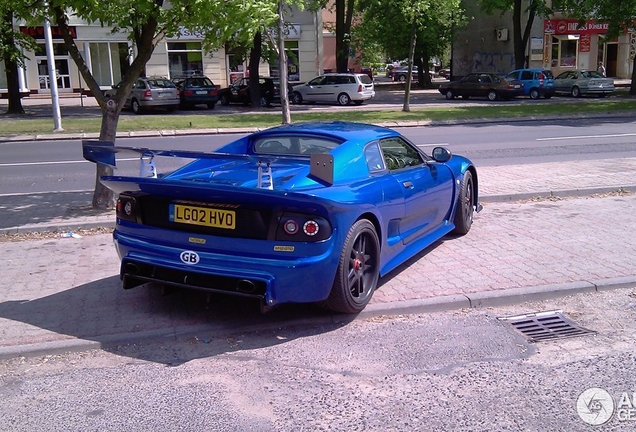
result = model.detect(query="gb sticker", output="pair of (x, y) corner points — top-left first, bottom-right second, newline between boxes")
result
(180, 250), (200, 265)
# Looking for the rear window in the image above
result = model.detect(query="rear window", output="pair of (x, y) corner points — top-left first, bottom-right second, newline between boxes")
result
(359, 75), (373, 84)
(188, 77), (214, 87)
(542, 70), (554, 79)
(253, 136), (342, 155)
(147, 79), (176, 89)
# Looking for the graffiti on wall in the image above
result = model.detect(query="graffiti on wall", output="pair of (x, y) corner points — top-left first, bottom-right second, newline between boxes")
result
(471, 52), (516, 74)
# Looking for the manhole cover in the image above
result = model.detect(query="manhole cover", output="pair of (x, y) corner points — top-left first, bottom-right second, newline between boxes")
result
(498, 310), (596, 342)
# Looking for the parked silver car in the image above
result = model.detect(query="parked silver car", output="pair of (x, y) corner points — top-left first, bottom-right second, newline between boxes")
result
(105, 77), (180, 114)
(291, 73), (375, 106)
(554, 70), (614, 97)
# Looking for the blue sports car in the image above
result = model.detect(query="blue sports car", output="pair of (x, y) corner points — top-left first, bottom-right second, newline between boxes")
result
(83, 121), (481, 314)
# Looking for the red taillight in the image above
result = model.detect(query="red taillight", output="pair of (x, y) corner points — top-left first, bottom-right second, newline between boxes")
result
(276, 213), (331, 241)
(116, 196), (138, 222)
(184, 90), (194, 96)
(143, 89), (152, 98)
(539, 72), (544, 86)
(210, 89), (218, 96)
(357, 84), (362, 92)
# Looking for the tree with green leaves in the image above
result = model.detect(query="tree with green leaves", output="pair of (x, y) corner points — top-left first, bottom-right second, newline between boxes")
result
(554, 0), (636, 94)
(24, 0), (290, 209)
(356, 0), (463, 110)
(479, 0), (551, 69)
(0, 3), (38, 115)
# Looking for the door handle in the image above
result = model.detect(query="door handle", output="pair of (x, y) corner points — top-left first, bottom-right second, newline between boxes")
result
(403, 181), (414, 189)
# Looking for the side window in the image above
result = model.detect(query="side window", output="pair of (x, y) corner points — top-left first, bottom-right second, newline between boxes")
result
(309, 76), (326, 85)
(365, 142), (385, 172)
(379, 137), (424, 171)
(521, 71), (533, 80)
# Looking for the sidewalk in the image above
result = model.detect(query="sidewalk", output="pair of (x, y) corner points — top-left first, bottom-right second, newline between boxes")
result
(1, 155), (635, 359)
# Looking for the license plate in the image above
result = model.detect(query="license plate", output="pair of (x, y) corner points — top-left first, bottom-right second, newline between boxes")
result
(196, 90), (208, 95)
(169, 204), (235, 229)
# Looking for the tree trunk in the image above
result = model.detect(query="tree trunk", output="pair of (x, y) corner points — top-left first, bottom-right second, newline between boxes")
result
(2, 9), (25, 115)
(335, 0), (354, 73)
(249, 31), (262, 108)
(403, 19), (417, 112)
(5, 58), (25, 115)
(91, 100), (122, 209)
(631, 55), (636, 96)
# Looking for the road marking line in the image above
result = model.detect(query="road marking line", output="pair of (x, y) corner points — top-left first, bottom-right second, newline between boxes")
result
(537, 133), (636, 141)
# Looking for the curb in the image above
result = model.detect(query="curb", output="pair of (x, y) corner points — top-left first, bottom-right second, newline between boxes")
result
(2, 111), (636, 143)
(1, 275), (634, 360)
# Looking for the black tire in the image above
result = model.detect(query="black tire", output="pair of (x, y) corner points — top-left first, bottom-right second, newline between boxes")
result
(487, 90), (498, 101)
(453, 171), (475, 235)
(461, 95), (470, 100)
(571, 86), (581, 98)
(291, 91), (303, 104)
(220, 94), (230, 106)
(131, 99), (142, 114)
(207, 103), (215, 109)
(445, 90), (454, 100)
(322, 219), (380, 314)
(529, 88), (540, 99)
(398, 74), (406, 82)
(337, 93), (351, 106)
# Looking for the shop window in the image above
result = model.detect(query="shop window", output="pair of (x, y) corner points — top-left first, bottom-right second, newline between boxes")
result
(89, 42), (129, 86)
(167, 42), (203, 78)
(269, 41), (300, 81)
(551, 36), (578, 67)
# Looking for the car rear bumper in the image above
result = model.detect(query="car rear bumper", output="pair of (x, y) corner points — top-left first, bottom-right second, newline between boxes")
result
(140, 98), (180, 108)
(352, 91), (375, 101)
(112, 224), (340, 307)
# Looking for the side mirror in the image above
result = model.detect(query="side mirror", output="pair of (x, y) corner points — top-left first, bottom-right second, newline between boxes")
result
(431, 146), (452, 163)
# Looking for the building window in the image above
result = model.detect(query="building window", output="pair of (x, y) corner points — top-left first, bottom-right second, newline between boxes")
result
(551, 36), (578, 67)
(34, 43), (69, 56)
(269, 41), (300, 81)
(89, 42), (130, 86)
(167, 42), (203, 78)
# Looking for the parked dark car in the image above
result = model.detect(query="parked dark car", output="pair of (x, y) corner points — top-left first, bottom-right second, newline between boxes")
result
(391, 66), (418, 82)
(438, 72), (524, 101)
(172, 75), (218, 109)
(505, 68), (555, 99)
(439, 68), (451, 80)
(218, 77), (281, 107)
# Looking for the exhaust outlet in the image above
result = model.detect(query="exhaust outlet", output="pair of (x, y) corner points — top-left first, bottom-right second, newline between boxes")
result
(236, 279), (256, 294)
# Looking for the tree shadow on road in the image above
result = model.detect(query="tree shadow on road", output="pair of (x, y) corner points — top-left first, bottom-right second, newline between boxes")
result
(0, 191), (112, 230)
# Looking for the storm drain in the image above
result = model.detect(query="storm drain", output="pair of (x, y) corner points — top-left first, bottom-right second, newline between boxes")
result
(498, 310), (596, 342)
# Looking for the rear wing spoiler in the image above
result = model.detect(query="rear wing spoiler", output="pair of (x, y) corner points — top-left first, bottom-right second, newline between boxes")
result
(82, 140), (334, 186)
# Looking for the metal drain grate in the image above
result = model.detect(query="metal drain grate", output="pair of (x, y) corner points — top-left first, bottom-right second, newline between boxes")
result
(498, 310), (596, 342)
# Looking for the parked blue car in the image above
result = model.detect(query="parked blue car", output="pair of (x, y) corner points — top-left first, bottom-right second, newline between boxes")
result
(505, 68), (555, 99)
(83, 121), (481, 314)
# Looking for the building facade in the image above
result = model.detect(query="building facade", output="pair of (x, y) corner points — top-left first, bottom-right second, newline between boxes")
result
(1, 9), (323, 96)
(452, 0), (634, 79)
